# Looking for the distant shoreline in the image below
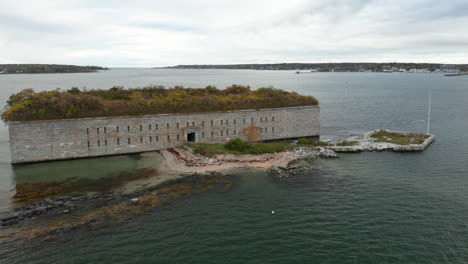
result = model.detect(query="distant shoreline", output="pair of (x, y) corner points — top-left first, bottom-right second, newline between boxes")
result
(161, 62), (467, 73)
(0, 64), (109, 74)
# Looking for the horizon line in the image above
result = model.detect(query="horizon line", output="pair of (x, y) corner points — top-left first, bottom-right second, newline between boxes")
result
(2, 62), (468, 68)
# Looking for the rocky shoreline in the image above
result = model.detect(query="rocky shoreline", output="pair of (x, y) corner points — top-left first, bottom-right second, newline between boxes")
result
(159, 146), (337, 175)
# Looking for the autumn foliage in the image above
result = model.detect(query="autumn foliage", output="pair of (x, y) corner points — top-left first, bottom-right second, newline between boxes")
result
(2, 85), (319, 122)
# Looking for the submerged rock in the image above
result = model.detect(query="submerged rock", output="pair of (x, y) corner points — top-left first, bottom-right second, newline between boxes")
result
(0, 195), (84, 227)
(267, 165), (291, 178)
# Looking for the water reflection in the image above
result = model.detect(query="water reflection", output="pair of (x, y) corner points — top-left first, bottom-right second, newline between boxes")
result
(11, 152), (161, 205)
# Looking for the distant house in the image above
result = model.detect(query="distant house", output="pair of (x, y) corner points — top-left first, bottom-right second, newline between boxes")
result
(440, 64), (459, 73)
(407, 68), (431, 73)
(381, 65), (392, 72)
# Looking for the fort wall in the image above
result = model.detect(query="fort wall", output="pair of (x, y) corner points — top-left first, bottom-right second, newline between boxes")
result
(8, 106), (320, 164)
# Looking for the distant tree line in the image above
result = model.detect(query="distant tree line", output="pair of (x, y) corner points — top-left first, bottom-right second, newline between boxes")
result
(0, 64), (108, 74)
(165, 63), (468, 72)
(2, 85), (319, 122)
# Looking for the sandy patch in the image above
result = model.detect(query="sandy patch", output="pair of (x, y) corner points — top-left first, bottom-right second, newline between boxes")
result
(159, 148), (297, 174)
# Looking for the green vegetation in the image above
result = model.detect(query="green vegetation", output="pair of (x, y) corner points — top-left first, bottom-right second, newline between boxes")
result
(296, 137), (332, 147)
(310, 141), (333, 147)
(186, 131), (431, 158)
(335, 141), (359, 146)
(248, 143), (290, 154)
(2, 85), (319, 122)
(188, 138), (336, 157)
(225, 138), (249, 152)
(188, 144), (227, 157)
(371, 130), (429, 145)
(0, 64), (108, 74)
(188, 141), (291, 157)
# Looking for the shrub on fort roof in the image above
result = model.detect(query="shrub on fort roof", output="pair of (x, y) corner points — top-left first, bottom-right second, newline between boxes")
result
(2, 85), (319, 122)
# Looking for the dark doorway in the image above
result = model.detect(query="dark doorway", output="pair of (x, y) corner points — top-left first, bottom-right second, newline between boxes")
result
(187, 132), (196, 142)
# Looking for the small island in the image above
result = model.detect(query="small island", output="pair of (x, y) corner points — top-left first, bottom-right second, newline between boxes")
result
(0, 64), (109, 74)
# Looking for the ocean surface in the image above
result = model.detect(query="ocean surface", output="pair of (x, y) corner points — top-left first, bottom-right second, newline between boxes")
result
(1, 69), (468, 263)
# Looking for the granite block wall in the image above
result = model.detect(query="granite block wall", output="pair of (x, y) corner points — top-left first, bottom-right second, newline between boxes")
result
(8, 106), (319, 164)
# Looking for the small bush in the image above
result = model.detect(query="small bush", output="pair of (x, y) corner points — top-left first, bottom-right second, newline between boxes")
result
(297, 138), (309, 145)
(225, 84), (250, 94)
(67, 87), (81, 94)
(225, 138), (249, 152)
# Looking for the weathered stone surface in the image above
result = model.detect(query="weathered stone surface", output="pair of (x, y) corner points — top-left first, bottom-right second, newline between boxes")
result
(8, 106), (320, 164)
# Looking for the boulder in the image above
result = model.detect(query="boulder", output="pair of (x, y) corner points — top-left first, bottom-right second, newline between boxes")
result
(316, 147), (338, 158)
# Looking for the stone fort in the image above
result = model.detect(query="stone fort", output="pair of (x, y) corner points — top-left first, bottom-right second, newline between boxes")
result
(8, 105), (319, 164)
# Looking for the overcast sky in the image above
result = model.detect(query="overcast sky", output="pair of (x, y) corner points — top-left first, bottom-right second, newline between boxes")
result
(0, 0), (467, 66)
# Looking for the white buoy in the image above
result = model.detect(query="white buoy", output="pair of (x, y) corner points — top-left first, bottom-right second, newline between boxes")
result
(272, 211), (275, 214)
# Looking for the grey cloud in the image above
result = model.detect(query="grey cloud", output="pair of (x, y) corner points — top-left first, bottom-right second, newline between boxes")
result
(0, 0), (467, 65)
(0, 12), (71, 33)
(411, 0), (468, 20)
(301, 0), (372, 20)
(135, 22), (202, 32)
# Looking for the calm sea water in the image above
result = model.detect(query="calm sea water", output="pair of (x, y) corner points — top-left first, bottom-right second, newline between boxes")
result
(1, 69), (468, 263)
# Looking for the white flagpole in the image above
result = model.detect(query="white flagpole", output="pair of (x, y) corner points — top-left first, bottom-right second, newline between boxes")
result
(427, 87), (432, 134)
